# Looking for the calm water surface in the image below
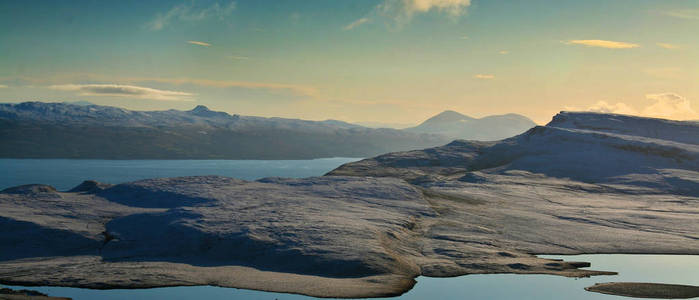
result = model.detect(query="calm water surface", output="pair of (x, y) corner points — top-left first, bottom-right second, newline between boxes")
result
(1, 159), (697, 299)
(0, 158), (360, 190)
(4, 255), (698, 300)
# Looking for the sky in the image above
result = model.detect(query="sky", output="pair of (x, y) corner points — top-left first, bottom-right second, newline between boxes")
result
(1, 0), (698, 125)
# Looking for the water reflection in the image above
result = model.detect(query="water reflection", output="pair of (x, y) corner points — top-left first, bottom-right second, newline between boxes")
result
(3, 254), (697, 300)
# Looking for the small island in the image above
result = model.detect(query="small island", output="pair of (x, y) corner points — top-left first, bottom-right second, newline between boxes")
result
(586, 282), (699, 299)
(0, 287), (69, 300)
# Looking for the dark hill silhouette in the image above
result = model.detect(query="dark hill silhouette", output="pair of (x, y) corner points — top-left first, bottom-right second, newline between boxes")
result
(405, 110), (536, 141)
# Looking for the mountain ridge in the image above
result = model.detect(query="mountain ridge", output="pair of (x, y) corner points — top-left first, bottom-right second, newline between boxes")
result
(0, 101), (449, 159)
(331, 111), (699, 195)
(406, 109), (536, 141)
(548, 111), (699, 145)
(0, 102), (547, 159)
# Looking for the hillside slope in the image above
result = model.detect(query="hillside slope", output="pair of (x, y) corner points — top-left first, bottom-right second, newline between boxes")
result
(332, 112), (699, 195)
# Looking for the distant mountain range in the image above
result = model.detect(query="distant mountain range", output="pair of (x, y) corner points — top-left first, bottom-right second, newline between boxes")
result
(0, 102), (452, 159)
(405, 110), (536, 141)
(0, 102), (539, 159)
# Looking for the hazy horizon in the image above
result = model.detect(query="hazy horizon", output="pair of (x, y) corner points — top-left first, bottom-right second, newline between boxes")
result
(1, 0), (698, 124)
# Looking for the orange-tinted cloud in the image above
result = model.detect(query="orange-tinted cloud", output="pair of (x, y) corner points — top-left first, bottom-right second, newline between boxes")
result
(565, 39), (639, 49)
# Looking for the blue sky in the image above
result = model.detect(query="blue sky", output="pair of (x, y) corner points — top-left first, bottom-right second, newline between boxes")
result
(1, 0), (698, 124)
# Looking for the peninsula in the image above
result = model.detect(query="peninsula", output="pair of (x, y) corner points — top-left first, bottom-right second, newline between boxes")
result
(1, 112), (697, 298)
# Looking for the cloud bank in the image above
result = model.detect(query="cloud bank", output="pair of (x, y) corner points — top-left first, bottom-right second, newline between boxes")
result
(567, 93), (698, 120)
(50, 84), (194, 101)
(565, 40), (640, 49)
(147, 1), (236, 31)
(578, 101), (638, 115)
(642, 93), (697, 120)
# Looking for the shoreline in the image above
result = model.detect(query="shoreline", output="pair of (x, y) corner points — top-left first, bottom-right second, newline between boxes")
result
(0, 157), (364, 162)
(1, 174), (697, 298)
(4, 253), (699, 298)
(3, 254), (698, 299)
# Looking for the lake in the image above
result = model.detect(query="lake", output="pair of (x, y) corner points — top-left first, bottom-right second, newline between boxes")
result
(3, 255), (698, 300)
(0, 158), (360, 190)
(1, 159), (697, 299)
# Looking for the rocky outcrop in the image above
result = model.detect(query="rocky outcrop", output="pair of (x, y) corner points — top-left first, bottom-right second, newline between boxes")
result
(0, 287), (70, 300)
(0, 175), (623, 297)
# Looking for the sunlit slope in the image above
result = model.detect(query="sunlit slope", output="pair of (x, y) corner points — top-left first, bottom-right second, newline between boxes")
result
(331, 112), (699, 195)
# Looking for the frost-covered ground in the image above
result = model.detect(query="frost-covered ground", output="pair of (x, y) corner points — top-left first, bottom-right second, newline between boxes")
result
(0, 112), (697, 298)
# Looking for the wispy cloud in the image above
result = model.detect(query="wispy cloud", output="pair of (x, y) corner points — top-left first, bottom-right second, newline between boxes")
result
(49, 84), (194, 101)
(499, 50), (509, 54)
(227, 55), (250, 60)
(3, 74), (318, 99)
(564, 39), (640, 49)
(130, 78), (318, 98)
(656, 43), (680, 49)
(146, 1), (236, 31)
(459, 35), (469, 40)
(566, 93), (698, 120)
(343, 17), (370, 30)
(0, 84), (7, 88)
(661, 9), (699, 20)
(367, 0), (472, 29)
(187, 40), (211, 47)
(474, 74), (495, 80)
